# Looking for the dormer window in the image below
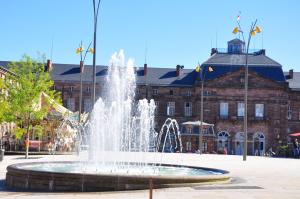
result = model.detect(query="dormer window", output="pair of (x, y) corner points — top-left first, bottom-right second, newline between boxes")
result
(228, 39), (245, 54)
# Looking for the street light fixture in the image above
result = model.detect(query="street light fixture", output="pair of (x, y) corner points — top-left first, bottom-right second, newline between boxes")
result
(232, 18), (261, 161)
(76, 41), (93, 124)
(196, 64), (213, 154)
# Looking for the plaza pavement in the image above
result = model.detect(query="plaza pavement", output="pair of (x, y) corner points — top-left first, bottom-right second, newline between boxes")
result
(0, 153), (300, 199)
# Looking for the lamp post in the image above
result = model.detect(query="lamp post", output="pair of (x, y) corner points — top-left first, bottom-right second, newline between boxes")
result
(196, 64), (213, 154)
(92, 0), (101, 106)
(233, 19), (261, 161)
(200, 75), (204, 154)
(76, 41), (93, 123)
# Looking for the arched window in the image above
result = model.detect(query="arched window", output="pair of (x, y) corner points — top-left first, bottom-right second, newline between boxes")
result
(217, 131), (230, 152)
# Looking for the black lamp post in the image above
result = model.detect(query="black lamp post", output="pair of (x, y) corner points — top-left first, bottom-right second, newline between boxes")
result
(92, 0), (101, 106)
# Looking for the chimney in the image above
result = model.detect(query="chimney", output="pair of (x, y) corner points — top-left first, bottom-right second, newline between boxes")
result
(260, 49), (266, 55)
(176, 65), (184, 77)
(45, 59), (52, 72)
(289, 69), (294, 79)
(144, 63), (147, 76)
(80, 61), (84, 73)
(211, 48), (217, 56)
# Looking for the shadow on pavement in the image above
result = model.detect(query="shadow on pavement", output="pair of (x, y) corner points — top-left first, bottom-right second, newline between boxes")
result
(13, 157), (42, 160)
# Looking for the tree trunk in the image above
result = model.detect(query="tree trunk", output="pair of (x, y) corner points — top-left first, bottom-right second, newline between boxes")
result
(25, 117), (30, 159)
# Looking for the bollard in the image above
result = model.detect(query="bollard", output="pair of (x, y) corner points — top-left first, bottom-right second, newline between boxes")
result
(149, 178), (153, 199)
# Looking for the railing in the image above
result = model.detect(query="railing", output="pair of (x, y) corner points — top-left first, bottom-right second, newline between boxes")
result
(213, 48), (264, 55)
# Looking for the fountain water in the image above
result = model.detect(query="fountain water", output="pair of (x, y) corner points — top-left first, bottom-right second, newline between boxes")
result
(88, 50), (156, 168)
(157, 118), (182, 153)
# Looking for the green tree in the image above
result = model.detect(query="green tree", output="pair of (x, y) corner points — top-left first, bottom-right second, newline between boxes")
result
(0, 55), (60, 158)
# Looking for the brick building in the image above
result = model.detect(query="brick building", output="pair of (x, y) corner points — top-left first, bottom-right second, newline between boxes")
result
(1, 38), (300, 155)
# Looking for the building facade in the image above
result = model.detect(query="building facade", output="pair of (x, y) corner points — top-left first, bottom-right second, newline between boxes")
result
(1, 38), (300, 155)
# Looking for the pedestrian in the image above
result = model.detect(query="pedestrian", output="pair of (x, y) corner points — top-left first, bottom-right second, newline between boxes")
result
(293, 138), (299, 158)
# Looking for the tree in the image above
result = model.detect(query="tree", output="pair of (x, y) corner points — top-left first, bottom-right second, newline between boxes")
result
(0, 55), (60, 158)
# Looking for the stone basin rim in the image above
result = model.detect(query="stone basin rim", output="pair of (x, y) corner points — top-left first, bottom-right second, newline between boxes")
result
(6, 161), (230, 179)
(6, 161), (230, 191)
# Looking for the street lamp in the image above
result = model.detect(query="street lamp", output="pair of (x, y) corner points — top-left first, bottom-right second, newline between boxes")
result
(196, 64), (213, 154)
(76, 41), (94, 123)
(232, 19), (261, 161)
(92, 0), (101, 106)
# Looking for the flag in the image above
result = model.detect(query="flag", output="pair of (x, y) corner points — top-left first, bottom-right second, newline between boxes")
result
(255, 26), (261, 33)
(232, 27), (239, 34)
(89, 47), (94, 54)
(76, 48), (81, 54)
(237, 15), (240, 21)
(208, 66), (213, 72)
(195, 64), (201, 73)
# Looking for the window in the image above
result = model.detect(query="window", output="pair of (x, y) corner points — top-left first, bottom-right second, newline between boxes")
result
(67, 98), (75, 111)
(186, 141), (192, 151)
(255, 104), (264, 119)
(153, 89), (158, 95)
(167, 102), (175, 116)
(184, 102), (192, 116)
(186, 90), (192, 96)
(288, 105), (292, 120)
(220, 102), (229, 118)
(86, 86), (91, 93)
(154, 101), (159, 115)
(136, 88), (140, 94)
(204, 90), (211, 96)
(237, 102), (244, 117)
(170, 90), (174, 95)
(84, 99), (92, 112)
(70, 86), (74, 92)
(187, 127), (192, 134)
(299, 108), (300, 120)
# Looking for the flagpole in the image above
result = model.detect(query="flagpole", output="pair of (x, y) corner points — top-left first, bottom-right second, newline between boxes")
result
(199, 75), (204, 154)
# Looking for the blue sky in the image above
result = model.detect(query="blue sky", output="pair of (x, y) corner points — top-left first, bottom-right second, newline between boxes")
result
(1, 0), (300, 71)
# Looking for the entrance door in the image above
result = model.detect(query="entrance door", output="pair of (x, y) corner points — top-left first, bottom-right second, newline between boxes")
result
(217, 131), (230, 152)
(253, 132), (265, 156)
(235, 132), (244, 155)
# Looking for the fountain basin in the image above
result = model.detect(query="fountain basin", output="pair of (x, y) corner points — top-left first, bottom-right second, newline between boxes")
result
(6, 161), (230, 192)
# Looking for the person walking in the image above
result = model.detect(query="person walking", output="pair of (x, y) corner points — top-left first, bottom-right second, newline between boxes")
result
(293, 138), (299, 158)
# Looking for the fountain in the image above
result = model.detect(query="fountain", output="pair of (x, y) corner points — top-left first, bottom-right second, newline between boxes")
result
(157, 118), (182, 153)
(6, 50), (229, 192)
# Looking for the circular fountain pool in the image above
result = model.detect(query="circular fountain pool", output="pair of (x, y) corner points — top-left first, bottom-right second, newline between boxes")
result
(6, 161), (229, 191)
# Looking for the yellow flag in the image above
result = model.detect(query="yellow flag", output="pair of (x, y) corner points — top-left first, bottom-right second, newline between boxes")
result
(208, 66), (213, 72)
(251, 30), (256, 36)
(255, 26), (261, 33)
(89, 48), (94, 54)
(195, 65), (201, 73)
(232, 27), (239, 34)
(76, 48), (81, 54)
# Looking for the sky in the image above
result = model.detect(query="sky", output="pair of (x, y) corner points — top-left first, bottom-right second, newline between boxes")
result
(1, 0), (300, 71)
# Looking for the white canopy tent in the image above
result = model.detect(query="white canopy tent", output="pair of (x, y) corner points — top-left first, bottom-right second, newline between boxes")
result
(181, 121), (214, 127)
